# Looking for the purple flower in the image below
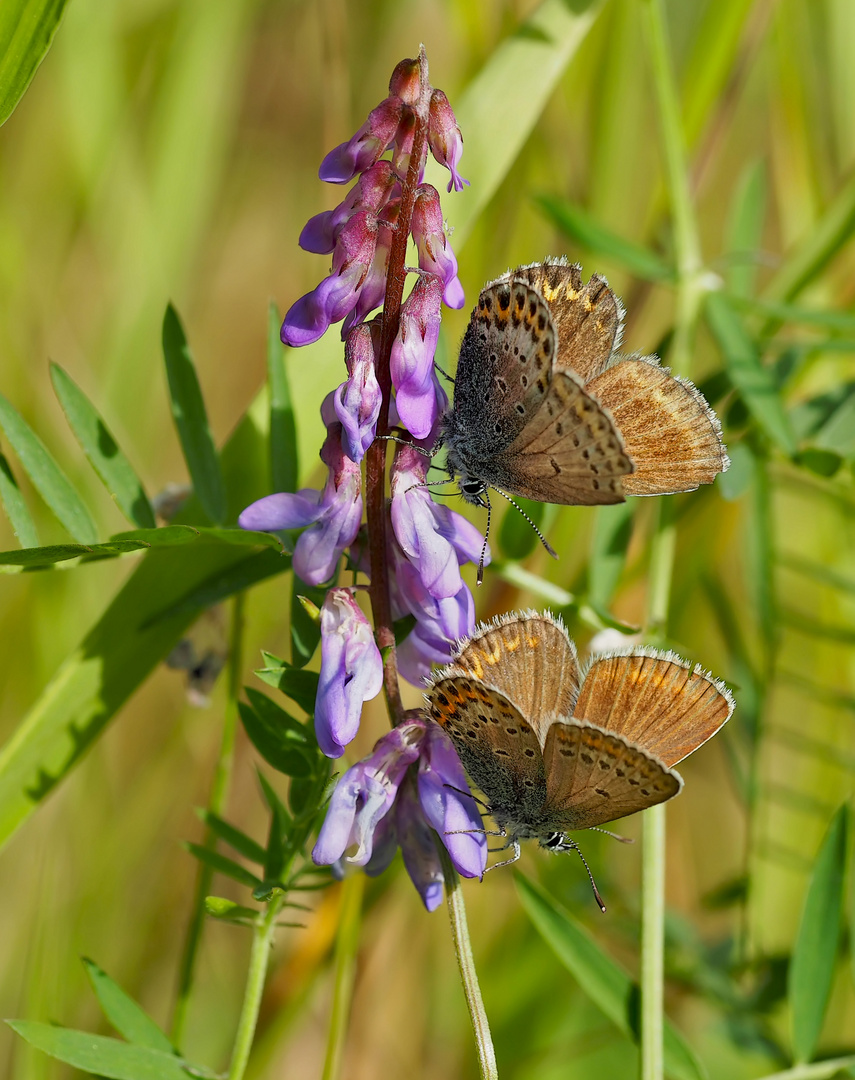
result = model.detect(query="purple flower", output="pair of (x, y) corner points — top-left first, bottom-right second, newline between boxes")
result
(319, 97), (404, 184)
(428, 89), (469, 193)
(281, 210), (380, 347)
(333, 323), (382, 462)
(391, 444), (487, 599)
(300, 161), (399, 255)
(238, 424), (361, 585)
(313, 716), (486, 909)
(411, 186), (465, 309)
(390, 274), (446, 439)
(315, 587), (383, 758)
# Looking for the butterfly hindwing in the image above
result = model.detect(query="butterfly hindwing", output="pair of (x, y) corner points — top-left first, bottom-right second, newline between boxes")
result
(573, 649), (735, 768)
(540, 718), (682, 831)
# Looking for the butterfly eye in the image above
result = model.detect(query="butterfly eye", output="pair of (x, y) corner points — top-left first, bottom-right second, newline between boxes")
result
(461, 479), (485, 497)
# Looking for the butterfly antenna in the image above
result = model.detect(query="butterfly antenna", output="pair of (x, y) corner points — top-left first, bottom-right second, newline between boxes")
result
(375, 433), (434, 458)
(477, 491), (492, 586)
(491, 485), (558, 560)
(568, 839), (607, 913)
(589, 826), (634, 845)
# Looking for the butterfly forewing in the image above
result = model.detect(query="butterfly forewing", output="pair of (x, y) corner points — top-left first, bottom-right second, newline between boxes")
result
(586, 358), (729, 494)
(450, 279), (556, 452)
(425, 676), (548, 818)
(451, 613), (581, 742)
(492, 372), (632, 504)
(541, 719), (682, 831)
(574, 650), (735, 768)
(513, 261), (622, 382)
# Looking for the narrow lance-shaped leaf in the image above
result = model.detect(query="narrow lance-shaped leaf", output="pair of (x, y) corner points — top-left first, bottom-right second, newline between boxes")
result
(162, 304), (227, 525)
(185, 842), (263, 889)
(268, 300), (298, 495)
(789, 804), (849, 1064)
(517, 874), (706, 1080)
(705, 292), (798, 457)
(725, 160), (767, 298)
(198, 810), (267, 866)
(0, 391), (98, 544)
(536, 195), (675, 283)
(0, 452), (39, 547)
(0, 0), (69, 127)
(50, 363), (156, 529)
(82, 958), (174, 1053)
(290, 577), (325, 668)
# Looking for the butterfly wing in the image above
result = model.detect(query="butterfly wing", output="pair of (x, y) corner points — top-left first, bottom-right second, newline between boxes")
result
(585, 357), (729, 494)
(540, 718), (682, 831)
(425, 675), (548, 824)
(447, 278), (557, 454)
(485, 370), (633, 504)
(513, 261), (623, 382)
(450, 612), (581, 743)
(574, 649), (735, 767)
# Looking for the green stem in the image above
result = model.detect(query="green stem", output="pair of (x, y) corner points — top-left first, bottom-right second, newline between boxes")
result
(755, 1056), (855, 1080)
(640, 804), (666, 1080)
(321, 875), (365, 1080)
(172, 592), (246, 1046)
(227, 891), (285, 1080)
(438, 843), (497, 1080)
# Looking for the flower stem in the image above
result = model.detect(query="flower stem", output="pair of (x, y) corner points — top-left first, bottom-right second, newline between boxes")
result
(226, 891), (285, 1080)
(640, 803), (666, 1080)
(438, 843), (498, 1080)
(364, 46), (431, 725)
(172, 592), (246, 1047)
(321, 875), (365, 1080)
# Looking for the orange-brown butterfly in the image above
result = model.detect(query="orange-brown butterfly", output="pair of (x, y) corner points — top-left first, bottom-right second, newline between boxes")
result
(440, 260), (729, 510)
(424, 612), (734, 904)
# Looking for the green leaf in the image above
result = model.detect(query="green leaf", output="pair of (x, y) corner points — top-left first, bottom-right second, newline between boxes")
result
(724, 160), (767, 298)
(705, 292), (798, 456)
(268, 300), (298, 495)
(50, 363), (156, 529)
(198, 810), (266, 865)
(790, 805), (849, 1063)
(185, 842), (262, 889)
(82, 958), (174, 1053)
(205, 896), (259, 924)
(517, 874), (706, 1080)
(536, 195), (674, 283)
(290, 577), (325, 667)
(421, 0), (603, 249)
(0, 539), (148, 571)
(238, 695), (313, 778)
(588, 502), (635, 609)
(0, 452), (38, 547)
(0, 391), (98, 544)
(5, 1020), (204, 1080)
(794, 448), (842, 479)
(0, 0), (69, 127)
(255, 654), (319, 714)
(264, 781), (288, 881)
(162, 304), (227, 525)
(498, 494), (546, 560)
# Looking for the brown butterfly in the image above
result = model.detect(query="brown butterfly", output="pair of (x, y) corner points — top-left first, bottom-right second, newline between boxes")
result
(424, 612), (734, 892)
(440, 259), (729, 509)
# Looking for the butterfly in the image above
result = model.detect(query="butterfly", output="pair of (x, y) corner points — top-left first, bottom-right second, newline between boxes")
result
(424, 611), (734, 896)
(439, 260), (729, 511)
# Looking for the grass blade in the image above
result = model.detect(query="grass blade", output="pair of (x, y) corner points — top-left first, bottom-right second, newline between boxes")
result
(268, 300), (298, 495)
(725, 160), (767, 298)
(789, 805), (848, 1063)
(0, 451), (38, 547)
(162, 304), (226, 525)
(50, 363), (156, 529)
(0, 0), (69, 127)
(516, 873), (706, 1080)
(83, 958), (174, 1053)
(0, 391), (98, 544)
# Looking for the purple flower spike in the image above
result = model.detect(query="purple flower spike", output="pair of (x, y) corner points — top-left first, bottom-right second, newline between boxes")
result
(417, 725), (486, 879)
(239, 424), (362, 585)
(395, 776), (445, 911)
(388, 57), (421, 105)
(319, 97), (404, 184)
(312, 720), (425, 867)
(428, 90), (469, 193)
(334, 323), (382, 462)
(390, 274), (444, 439)
(391, 444), (488, 599)
(281, 210), (379, 347)
(300, 162), (399, 256)
(315, 587), (383, 757)
(411, 186), (465, 308)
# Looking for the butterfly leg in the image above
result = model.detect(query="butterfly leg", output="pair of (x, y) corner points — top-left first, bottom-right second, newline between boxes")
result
(484, 840), (521, 873)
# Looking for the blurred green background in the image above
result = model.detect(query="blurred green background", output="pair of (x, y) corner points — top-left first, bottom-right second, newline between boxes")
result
(1, 0), (854, 1077)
